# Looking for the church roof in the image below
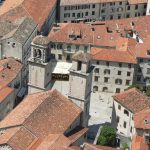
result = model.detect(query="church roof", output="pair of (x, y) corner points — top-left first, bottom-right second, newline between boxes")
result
(32, 35), (50, 46)
(0, 17), (37, 45)
(0, 89), (82, 149)
(0, 0), (57, 32)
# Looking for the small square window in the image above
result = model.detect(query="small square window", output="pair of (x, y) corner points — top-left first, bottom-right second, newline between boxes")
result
(135, 5), (138, 10)
(92, 11), (95, 15)
(118, 71), (121, 75)
(119, 63), (122, 67)
(58, 54), (62, 60)
(147, 68), (150, 74)
(12, 43), (16, 48)
(126, 80), (130, 85)
(139, 59), (143, 62)
(123, 121), (127, 128)
(66, 54), (71, 61)
(118, 105), (121, 110)
(106, 62), (109, 66)
(127, 72), (131, 76)
(92, 4), (95, 8)
(117, 116), (120, 123)
(128, 64), (132, 68)
(104, 77), (109, 83)
(96, 61), (99, 65)
(116, 88), (120, 93)
(124, 109), (129, 116)
(94, 76), (99, 81)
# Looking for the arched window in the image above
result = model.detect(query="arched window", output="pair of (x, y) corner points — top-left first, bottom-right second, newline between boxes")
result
(115, 79), (122, 85)
(93, 86), (98, 92)
(67, 45), (71, 51)
(103, 87), (108, 92)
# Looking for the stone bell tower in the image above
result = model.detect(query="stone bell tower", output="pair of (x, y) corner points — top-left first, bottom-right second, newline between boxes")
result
(68, 51), (94, 127)
(28, 35), (52, 94)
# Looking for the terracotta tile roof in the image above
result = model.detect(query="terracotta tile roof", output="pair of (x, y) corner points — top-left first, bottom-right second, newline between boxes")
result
(0, 0), (57, 31)
(134, 108), (150, 129)
(0, 127), (38, 150)
(0, 17), (37, 45)
(0, 89), (82, 135)
(0, 57), (22, 107)
(83, 143), (119, 150)
(91, 47), (137, 64)
(128, 37), (150, 59)
(113, 88), (150, 113)
(49, 23), (93, 45)
(0, 86), (14, 103)
(67, 126), (88, 144)
(0, 127), (21, 145)
(131, 135), (149, 150)
(9, 127), (37, 150)
(68, 146), (80, 150)
(72, 51), (92, 63)
(49, 16), (150, 62)
(49, 22), (124, 48)
(28, 134), (72, 150)
(128, 0), (147, 4)
(0, 57), (22, 89)
(32, 35), (50, 46)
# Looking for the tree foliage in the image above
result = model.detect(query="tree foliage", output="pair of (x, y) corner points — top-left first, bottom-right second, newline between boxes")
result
(126, 84), (141, 91)
(121, 143), (129, 150)
(97, 125), (116, 147)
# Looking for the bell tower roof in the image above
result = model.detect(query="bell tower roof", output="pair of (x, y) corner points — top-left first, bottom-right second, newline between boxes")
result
(32, 35), (50, 46)
(72, 51), (92, 63)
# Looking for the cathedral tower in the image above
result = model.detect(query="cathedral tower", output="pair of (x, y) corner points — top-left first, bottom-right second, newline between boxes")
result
(68, 51), (93, 127)
(28, 35), (52, 94)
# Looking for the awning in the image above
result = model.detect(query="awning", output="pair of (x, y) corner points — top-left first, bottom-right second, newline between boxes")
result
(52, 62), (72, 74)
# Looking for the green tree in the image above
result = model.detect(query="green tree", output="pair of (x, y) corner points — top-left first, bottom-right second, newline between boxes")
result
(121, 143), (129, 150)
(97, 125), (116, 147)
(125, 84), (141, 91)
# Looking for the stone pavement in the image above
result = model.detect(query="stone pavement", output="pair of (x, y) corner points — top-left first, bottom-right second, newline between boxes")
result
(88, 92), (114, 141)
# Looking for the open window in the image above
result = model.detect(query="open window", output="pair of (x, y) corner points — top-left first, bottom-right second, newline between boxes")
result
(77, 61), (82, 71)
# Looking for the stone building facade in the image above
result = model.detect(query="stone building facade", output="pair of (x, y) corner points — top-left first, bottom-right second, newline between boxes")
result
(0, 58), (22, 121)
(28, 36), (52, 94)
(0, 17), (37, 86)
(68, 51), (93, 127)
(48, 16), (150, 93)
(59, 0), (147, 22)
(92, 48), (136, 93)
(132, 108), (150, 150)
(112, 88), (150, 146)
